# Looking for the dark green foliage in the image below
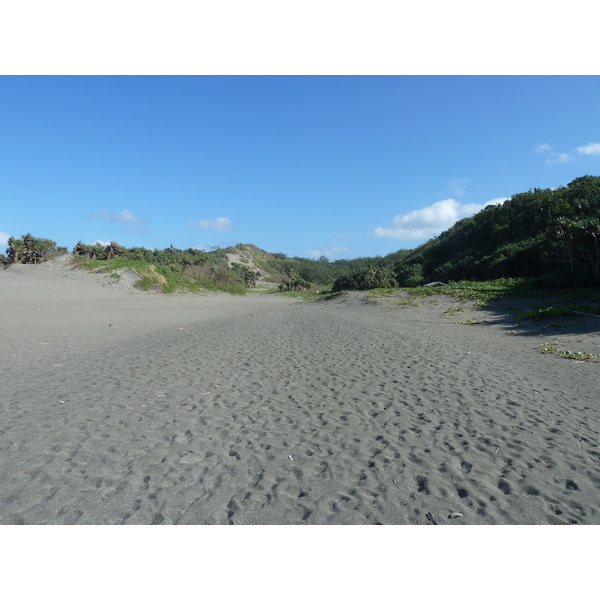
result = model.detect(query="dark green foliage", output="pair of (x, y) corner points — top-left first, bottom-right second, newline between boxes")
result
(6, 233), (61, 264)
(550, 176), (600, 278)
(332, 264), (398, 292)
(395, 262), (425, 287)
(393, 175), (600, 285)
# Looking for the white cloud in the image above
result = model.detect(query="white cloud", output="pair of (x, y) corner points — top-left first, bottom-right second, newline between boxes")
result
(93, 239), (112, 246)
(88, 209), (148, 224)
(368, 197), (507, 241)
(576, 142), (600, 156)
(305, 245), (351, 259)
(534, 143), (573, 164)
(0, 232), (10, 247)
(536, 140), (600, 163)
(188, 217), (233, 232)
(191, 244), (211, 251)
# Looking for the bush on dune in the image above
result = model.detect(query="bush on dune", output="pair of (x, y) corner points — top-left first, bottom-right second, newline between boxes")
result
(332, 264), (397, 292)
(6, 233), (66, 264)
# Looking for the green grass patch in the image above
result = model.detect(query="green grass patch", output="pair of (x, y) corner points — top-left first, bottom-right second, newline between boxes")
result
(396, 299), (421, 307)
(540, 342), (600, 362)
(404, 278), (534, 305)
(517, 304), (600, 321)
(400, 279), (600, 321)
(443, 306), (465, 315)
(367, 287), (397, 298)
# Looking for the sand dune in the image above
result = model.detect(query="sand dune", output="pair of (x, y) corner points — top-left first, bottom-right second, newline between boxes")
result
(1, 257), (599, 524)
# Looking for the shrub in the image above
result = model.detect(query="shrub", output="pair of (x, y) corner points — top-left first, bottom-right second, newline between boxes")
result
(332, 265), (397, 292)
(394, 262), (425, 287)
(7, 233), (60, 264)
(73, 241), (131, 260)
(278, 268), (311, 291)
(230, 262), (260, 287)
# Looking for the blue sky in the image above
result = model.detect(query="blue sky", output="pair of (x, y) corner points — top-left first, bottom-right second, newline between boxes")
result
(2, 75), (600, 260)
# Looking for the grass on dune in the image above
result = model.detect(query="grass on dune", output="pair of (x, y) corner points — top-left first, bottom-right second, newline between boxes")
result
(72, 256), (247, 295)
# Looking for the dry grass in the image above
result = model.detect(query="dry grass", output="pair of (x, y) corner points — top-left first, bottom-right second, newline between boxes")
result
(148, 264), (167, 286)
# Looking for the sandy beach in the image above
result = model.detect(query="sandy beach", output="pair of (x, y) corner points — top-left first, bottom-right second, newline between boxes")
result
(1, 256), (599, 525)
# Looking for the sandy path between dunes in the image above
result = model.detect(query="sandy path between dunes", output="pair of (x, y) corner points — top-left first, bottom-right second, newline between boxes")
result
(1, 257), (599, 524)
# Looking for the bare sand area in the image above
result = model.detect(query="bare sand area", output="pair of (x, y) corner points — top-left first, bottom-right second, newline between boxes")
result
(1, 256), (599, 524)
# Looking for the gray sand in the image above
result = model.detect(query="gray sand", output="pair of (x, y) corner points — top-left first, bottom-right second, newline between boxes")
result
(1, 256), (599, 524)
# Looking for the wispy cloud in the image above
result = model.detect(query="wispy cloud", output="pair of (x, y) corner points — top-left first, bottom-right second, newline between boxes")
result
(550, 153), (572, 164)
(576, 142), (600, 156)
(534, 143), (573, 164)
(368, 197), (507, 241)
(188, 217), (233, 232)
(191, 243), (211, 251)
(535, 141), (600, 164)
(88, 209), (149, 224)
(305, 245), (351, 259)
(445, 177), (470, 198)
(0, 232), (10, 247)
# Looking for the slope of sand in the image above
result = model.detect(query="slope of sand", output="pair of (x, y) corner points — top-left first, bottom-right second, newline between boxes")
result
(1, 257), (599, 524)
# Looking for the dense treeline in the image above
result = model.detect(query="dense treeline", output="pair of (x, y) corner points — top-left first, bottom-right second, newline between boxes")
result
(243, 244), (410, 287)
(390, 175), (600, 288)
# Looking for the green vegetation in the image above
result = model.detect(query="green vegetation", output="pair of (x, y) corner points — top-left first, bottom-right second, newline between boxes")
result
(73, 254), (247, 295)
(224, 243), (410, 289)
(403, 278), (532, 305)
(332, 264), (397, 292)
(3, 175), (599, 301)
(71, 242), (250, 294)
(392, 175), (600, 286)
(230, 261), (260, 287)
(516, 303), (600, 321)
(395, 299), (421, 307)
(540, 342), (600, 362)
(4, 233), (67, 265)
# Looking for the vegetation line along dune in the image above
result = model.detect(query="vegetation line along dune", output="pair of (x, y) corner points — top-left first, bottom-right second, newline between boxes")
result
(3, 176), (600, 302)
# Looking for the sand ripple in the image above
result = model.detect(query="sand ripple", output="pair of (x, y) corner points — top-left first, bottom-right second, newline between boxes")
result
(2, 280), (599, 524)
